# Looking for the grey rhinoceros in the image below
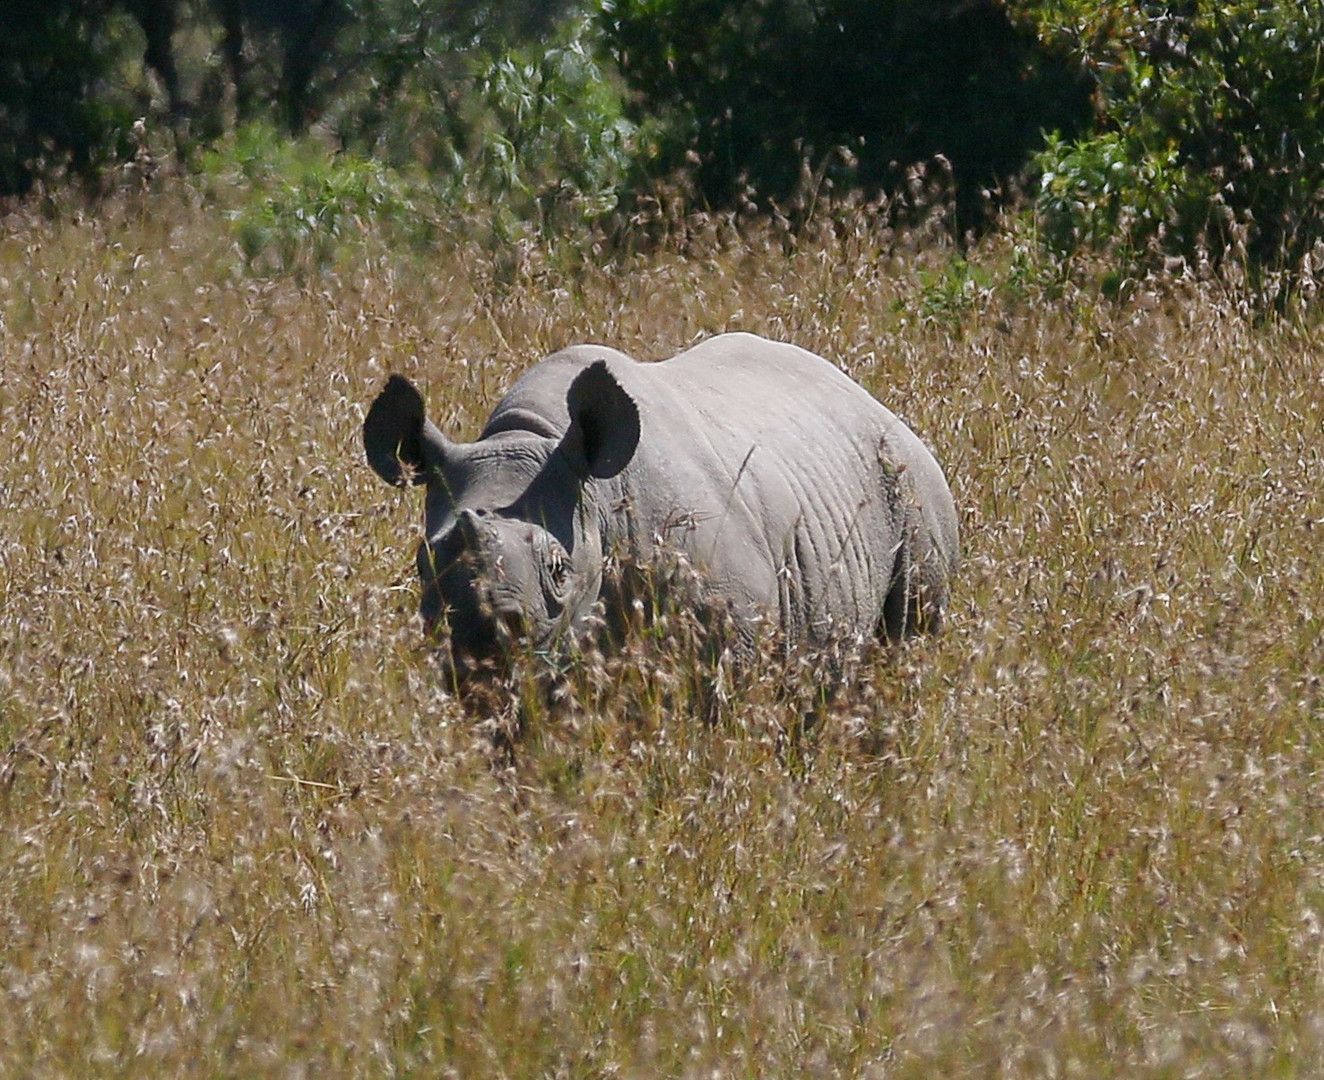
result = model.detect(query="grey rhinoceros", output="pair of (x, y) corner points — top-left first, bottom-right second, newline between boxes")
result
(363, 332), (958, 678)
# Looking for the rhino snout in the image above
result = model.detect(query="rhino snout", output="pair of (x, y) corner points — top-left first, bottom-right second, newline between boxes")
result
(417, 510), (574, 661)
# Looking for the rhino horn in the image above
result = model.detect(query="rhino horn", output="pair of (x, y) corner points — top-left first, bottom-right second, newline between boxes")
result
(454, 506), (484, 549)
(563, 360), (640, 480)
(363, 374), (452, 487)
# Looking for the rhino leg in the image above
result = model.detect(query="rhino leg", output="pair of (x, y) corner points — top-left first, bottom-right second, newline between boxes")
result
(881, 537), (912, 642)
(881, 507), (950, 640)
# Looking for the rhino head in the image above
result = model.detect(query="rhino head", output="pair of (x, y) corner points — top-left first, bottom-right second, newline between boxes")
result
(363, 363), (640, 680)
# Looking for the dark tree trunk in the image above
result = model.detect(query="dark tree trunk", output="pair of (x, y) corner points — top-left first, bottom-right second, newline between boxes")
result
(214, 0), (250, 122)
(277, 0), (345, 134)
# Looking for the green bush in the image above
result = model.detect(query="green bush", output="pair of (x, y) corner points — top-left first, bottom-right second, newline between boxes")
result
(1026, 1), (1324, 302)
(322, 8), (633, 245)
(1037, 133), (1177, 260)
(199, 122), (437, 275)
(198, 19), (635, 279)
(440, 19), (636, 241)
(1, 0), (629, 249)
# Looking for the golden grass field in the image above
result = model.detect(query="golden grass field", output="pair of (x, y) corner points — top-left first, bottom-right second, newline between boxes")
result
(2, 190), (1324, 1077)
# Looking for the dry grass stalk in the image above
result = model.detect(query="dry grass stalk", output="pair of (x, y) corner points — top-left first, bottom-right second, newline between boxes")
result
(1, 192), (1323, 1077)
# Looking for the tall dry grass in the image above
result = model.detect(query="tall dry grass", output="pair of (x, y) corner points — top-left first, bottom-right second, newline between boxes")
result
(2, 191), (1324, 1078)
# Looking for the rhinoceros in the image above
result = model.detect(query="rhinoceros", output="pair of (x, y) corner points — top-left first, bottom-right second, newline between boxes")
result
(363, 332), (958, 678)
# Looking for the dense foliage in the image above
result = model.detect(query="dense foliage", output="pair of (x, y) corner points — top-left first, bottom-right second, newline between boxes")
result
(602, 0), (1094, 231)
(1030, 1), (1324, 300)
(2, 0), (1323, 295)
(0, 0), (601, 199)
(0, 0), (139, 196)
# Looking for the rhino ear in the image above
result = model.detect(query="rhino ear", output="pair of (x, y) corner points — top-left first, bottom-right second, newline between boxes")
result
(563, 360), (640, 480)
(363, 374), (450, 486)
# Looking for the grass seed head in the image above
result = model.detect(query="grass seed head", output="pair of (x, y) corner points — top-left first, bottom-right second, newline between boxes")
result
(1, 187), (1323, 1077)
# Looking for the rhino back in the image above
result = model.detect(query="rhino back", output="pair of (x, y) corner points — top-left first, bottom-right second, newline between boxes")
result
(472, 333), (956, 641)
(604, 334), (955, 639)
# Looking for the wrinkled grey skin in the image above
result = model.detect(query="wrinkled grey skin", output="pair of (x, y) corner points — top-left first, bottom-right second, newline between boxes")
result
(363, 332), (958, 678)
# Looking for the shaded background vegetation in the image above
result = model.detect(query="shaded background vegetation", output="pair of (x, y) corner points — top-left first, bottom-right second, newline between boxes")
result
(3, 0), (1324, 299)
(603, 0), (1094, 233)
